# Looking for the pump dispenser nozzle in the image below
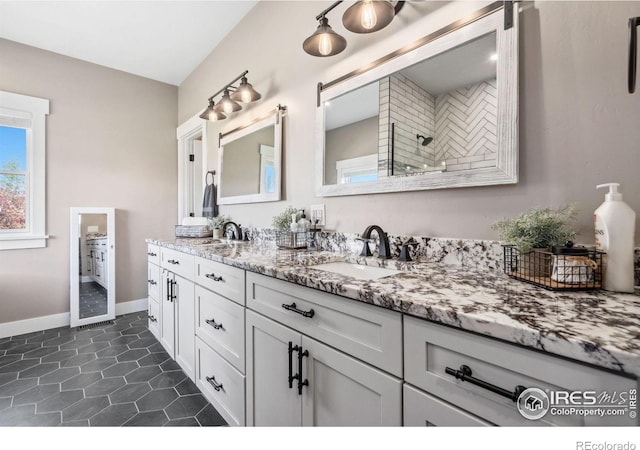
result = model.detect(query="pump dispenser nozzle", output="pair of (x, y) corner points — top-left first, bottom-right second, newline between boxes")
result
(596, 183), (623, 201)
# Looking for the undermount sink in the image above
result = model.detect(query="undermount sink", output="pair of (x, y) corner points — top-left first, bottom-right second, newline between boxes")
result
(307, 261), (402, 281)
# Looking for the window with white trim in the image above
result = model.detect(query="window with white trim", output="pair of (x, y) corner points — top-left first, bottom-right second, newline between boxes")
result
(0, 91), (49, 250)
(336, 154), (378, 184)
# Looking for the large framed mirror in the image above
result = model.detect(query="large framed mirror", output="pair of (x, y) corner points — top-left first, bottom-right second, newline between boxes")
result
(69, 207), (115, 327)
(217, 105), (285, 205)
(315, 2), (518, 197)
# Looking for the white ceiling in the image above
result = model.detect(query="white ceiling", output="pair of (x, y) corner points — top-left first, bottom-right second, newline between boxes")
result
(0, 1), (257, 86)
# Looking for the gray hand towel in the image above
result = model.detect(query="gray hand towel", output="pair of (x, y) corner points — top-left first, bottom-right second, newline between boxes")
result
(202, 183), (218, 218)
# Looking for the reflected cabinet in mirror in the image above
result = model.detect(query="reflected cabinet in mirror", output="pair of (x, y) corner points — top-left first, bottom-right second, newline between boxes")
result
(218, 106), (285, 205)
(315, 3), (518, 197)
(69, 207), (115, 328)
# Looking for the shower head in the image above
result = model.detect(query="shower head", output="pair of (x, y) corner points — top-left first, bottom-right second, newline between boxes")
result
(416, 134), (433, 146)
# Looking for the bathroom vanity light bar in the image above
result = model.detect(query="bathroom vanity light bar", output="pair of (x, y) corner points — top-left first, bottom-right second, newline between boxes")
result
(199, 70), (262, 122)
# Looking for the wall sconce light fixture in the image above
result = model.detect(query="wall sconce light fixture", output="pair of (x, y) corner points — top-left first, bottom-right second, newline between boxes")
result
(199, 70), (261, 121)
(303, 1), (405, 57)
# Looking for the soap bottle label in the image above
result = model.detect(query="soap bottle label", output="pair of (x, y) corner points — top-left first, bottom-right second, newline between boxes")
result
(594, 213), (606, 250)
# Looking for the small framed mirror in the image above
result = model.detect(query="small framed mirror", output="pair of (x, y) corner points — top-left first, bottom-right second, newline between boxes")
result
(69, 207), (115, 328)
(217, 106), (285, 205)
(316, 3), (518, 197)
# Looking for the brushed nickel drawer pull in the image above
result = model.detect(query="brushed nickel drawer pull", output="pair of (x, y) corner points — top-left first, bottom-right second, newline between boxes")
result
(206, 375), (223, 392)
(148, 315), (157, 323)
(205, 273), (224, 282)
(282, 302), (315, 318)
(445, 365), (527, 402)
(205, 318), (223, 330)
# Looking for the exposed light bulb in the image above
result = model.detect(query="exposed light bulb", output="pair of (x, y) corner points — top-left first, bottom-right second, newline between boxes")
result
(324, 101), (331, 107)
(490, 53), (498, 62)
(360, 0), (378, 31)
(223, 101), (234, 114)
(318, 34), (333, 56)
(241, 90), (252, 103)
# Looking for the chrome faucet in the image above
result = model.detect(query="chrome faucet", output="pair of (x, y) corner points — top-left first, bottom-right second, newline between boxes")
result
(359, 225), (391, 259)
(222, 221), (243, 241)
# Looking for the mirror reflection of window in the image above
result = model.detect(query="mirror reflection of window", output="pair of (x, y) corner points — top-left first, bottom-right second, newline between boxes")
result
(259, 144), (275, 194)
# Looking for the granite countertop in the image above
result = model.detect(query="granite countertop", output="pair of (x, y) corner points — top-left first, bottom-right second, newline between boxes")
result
(148, 237), (640, 378)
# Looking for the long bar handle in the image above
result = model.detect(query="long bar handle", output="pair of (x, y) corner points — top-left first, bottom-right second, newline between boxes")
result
(629, 17), (640, 93)
(205, 318), (223, 330)
(281, 302), (315, 318)
(205, 273), (224, 282)
(297, 347), (309, 395)
(205, 375), (223, 392)
(445, 365), (526, 402)
(288, 342), (299, 389)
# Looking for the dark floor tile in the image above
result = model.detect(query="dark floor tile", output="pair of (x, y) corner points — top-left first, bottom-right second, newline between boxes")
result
(110, 382), (151, 404)
(62, 396), (110, 422)
(76, 341), (110, 354)
(60, 352), (97, 368)
(165, 394), (209, 419)
(59, 339), (92, 350)
(42, 335), (76, 347)
(125, 365), (162, 383)
(165, 417), (199, 426)
(109, 335), (141, 346)
(149, 370), (186, 389)
(0, 358), (40, 374)
(0, 377), (38, 397)
(13, 383), (61, 405)
(39, 367), (80, 384)
(116, 348), (149, 362)
(74, 329), (107, 340)
(80, 357), (116, 373)
(175, 378), (200, 396)
(0, 397), (11, 411)
(85, 377), (126, 397)
(36, 390), (84, 413)
(22, 410), (62, 426)
(91, 332), (123, 342)
(147, 342), (165, 353)
(123, 410), (168, 427)
(137, 330), (154, 339)
(0, 373), (17, 387)
(61, 372), (103, 391)
(0, 404), (35, 426)
(5, 343), (43, 355)
(0, 354), (22, 368)
(41, 349), (78, 363)
(128, 337), (158, 349)
(160, 359), (181, 372)
(138, 352), (170, 367)
(196, 404), (227, 426)
(18, 362), (59, 379)
(16, 330), (47, 339)
(90, 402), (138, 426)
(96, 345), (129, 358)
(23, 346), (60, 359)
(121, 326), (146, 336)
(102, 361), (138, 378)
(136, 388), (179, 412)
(25, 333), (59, 344)
(0, 339), (27, 351)
(58, 419), (89, 426)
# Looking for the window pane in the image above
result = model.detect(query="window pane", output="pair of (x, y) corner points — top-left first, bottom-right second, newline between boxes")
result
(0, 126), (27, 172)
(0, 173), (26, 230)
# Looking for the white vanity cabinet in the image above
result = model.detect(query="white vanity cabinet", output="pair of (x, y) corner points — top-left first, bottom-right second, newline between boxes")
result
(87, 237), (108, 288)
(147, 244), (161, 339)
(403, 316), (639, 427)
(245, 273), (403, 427)
(159, 248), (195, 380)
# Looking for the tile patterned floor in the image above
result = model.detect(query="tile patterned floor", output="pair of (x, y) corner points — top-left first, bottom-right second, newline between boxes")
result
(0, 312), (227, 427)
(79, 281), (108, 319)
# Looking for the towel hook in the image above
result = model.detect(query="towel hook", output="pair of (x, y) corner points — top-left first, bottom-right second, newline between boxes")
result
(629, 17), (640, 94)
(206, 170), (216, 186)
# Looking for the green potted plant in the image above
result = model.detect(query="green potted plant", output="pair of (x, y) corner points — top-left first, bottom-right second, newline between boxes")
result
(271, 206), (298, 232)
(492, 205), (578, 277)
(210, 214), (229, 239)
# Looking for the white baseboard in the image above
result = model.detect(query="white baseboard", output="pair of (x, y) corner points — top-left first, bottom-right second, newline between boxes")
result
(0, 298), (148, 339)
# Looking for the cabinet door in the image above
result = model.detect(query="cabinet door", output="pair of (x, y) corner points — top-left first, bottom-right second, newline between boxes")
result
(301, 336), (402, 427)
(148, 297), (160, 340)
(160, 270), (175, 357)
(175, 274), (195, 381)
(246, 310), (301, 426)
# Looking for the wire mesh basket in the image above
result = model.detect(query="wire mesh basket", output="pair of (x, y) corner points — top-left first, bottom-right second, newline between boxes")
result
(503, 245), (603, 291)
(175, 225), (213, 238)
(275, 231), (308, 249)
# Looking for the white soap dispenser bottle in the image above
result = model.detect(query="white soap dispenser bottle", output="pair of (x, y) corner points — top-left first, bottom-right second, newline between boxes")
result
(594, 183), (636, 292)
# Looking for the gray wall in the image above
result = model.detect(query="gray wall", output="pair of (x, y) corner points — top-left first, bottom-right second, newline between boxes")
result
(325, 116), (378, 185)
(221, 126), (274, 197)
(180, 1), (640, 244)
(0, 38), (178, 324)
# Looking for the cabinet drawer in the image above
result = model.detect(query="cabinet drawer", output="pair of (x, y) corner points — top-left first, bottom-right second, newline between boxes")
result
(147, 244), (160, 265)
(195, 285), (245, 373)
(404, 316), (638, 426)
(195, 337), (245, 426)
(160, 247), (194, 280)
(403, 384), (492, 426)
(195, 257), (245, 305)
(148, 297), (160, 340)
(246, 272), (402, 377)
(148, 262), (160, 300)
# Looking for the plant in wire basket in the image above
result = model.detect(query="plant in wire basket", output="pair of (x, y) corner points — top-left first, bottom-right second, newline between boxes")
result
(271, 206), (299, 232)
